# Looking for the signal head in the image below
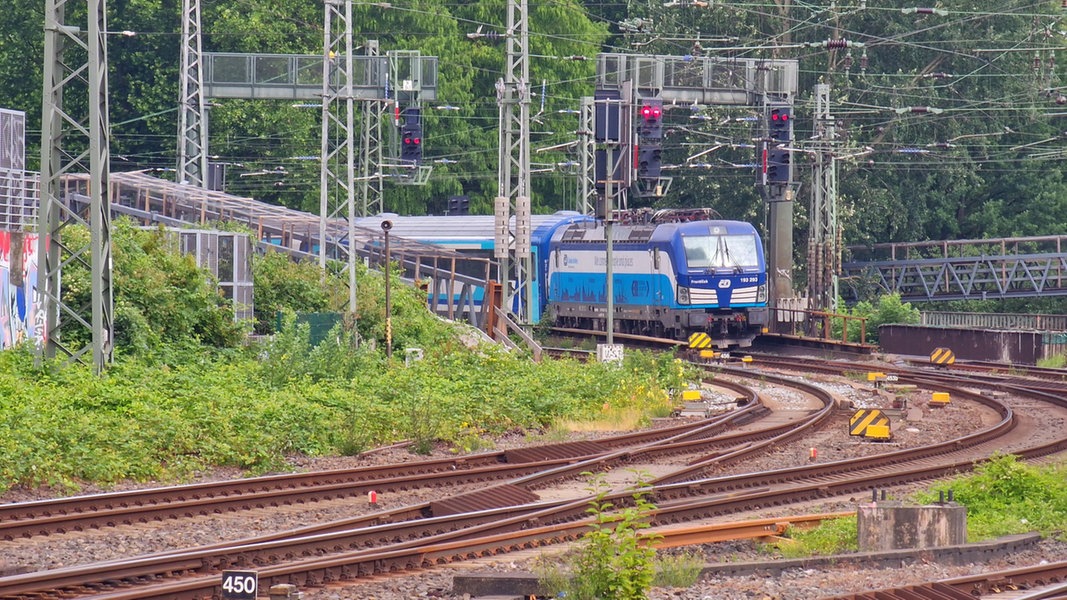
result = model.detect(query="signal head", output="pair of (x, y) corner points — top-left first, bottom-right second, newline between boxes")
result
(638, 99), (664, 139)
(768, 106), (792, 142)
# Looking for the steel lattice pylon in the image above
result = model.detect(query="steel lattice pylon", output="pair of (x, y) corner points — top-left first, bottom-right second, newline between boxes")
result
(319, 0), (358, 316)
(807, 83), (839, 313)
(494, 0), (533, 323)
(358, 41), (384, 218)
(37, 0), (113, 372)
(577, 96), (596, 215)
(177, 0), (208, 187)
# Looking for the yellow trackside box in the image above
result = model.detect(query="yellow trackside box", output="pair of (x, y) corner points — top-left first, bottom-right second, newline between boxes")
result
(681, 389), (702, 402)
(864, 424), (892, 440)
(930, 392), (951, 405)
(867, 372), (887, 382)
(699, 349), (718, 360)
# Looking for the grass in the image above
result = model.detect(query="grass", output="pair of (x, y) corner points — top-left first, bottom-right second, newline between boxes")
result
(1037, 354), (1066, 368)
(761, 454), (1067, 558)
(552, 406), (651, 432)
(770, 516), (858, 558)
(652, 552), (705, 587)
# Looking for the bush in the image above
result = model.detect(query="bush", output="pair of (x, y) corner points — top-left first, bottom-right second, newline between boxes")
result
(537, 472), (659, 600)
(915, 453), (1067, 541)
(834, 293), (921, 344)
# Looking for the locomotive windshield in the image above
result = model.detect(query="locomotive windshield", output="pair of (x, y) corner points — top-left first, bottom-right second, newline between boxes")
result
(682, 234), (760, 269)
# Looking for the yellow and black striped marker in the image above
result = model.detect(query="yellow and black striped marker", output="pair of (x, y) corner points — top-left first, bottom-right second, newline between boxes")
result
(850, 409), (890, 437)
(688, 332), (713, 349)
(930, 347), (955, 365)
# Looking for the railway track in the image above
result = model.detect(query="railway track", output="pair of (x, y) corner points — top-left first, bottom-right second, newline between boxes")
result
(0, 371), (832, 598)
(3, 358), (1065, 599)
(822, 560), (1067, 600)
(0, 378), (762, 541)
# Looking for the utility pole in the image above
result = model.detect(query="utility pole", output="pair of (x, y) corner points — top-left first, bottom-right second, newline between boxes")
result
(494, 0), (533, 323)
(38, 0), (113, 372)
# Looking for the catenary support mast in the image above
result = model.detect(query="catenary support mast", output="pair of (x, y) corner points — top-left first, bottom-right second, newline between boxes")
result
(807, 83), (839, 313)
(177, 0), (208, 187)
(38, 0), (114, 372)
(494, 0), (533, 323)
(319, 0), (358, 316)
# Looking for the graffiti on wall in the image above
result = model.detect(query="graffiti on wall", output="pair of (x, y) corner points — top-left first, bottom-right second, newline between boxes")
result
(0, 230), (41, 348)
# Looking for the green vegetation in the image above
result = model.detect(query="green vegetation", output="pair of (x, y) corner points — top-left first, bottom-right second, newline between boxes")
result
(651, 552), (705, 588)
(832, 293), (922, 344)
(771, 516), (859, 559)
(762, 454), (1067, 558)
(0, 327), (690, 495)
(0, 222), (695, 495)
(536, 472), (660, 600)
(1037, 355), (1067, 369)
(916, 454), (1067, 542)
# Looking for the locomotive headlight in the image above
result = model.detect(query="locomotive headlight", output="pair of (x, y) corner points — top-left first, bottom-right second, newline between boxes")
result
(677, 285), (690, 305)
(757, 284), (767, 302)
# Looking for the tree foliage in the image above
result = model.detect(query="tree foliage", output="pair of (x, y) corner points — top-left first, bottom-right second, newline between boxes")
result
(57, 219), (247, 357)
(0, 0), (1064, 312)
(833, 293), (922, 343)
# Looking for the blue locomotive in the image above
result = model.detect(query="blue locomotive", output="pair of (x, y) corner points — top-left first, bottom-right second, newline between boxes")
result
(545, 217), (768, 347)
(356, 211), (768, 348)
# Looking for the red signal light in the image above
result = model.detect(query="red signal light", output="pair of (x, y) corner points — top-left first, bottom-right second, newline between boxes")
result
(641, 105), (661, 120)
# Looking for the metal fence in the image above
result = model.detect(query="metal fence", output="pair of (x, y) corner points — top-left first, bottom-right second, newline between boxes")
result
(921, 311), (1067, 332)
(0, 169), (36, 231)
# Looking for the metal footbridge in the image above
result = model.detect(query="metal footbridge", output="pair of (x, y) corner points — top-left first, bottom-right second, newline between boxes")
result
(63, 171), (502, 331)
(841, 236), (1067, 303)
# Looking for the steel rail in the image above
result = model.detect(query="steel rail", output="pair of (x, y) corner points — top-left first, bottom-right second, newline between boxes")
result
(7, 361), (1065, 600)
(0, 397), (758, 540)
(819, 559), (1067, 600)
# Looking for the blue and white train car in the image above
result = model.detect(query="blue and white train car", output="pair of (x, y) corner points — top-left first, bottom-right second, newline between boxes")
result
(356, 212), (593, 321)
(545, 219), (769, 347)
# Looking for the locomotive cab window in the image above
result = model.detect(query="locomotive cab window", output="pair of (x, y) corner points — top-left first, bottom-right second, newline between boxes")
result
(683, 234), (759, 269)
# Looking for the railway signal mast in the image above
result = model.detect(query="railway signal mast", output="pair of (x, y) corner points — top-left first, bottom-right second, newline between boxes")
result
(759, 96), (797, 310)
